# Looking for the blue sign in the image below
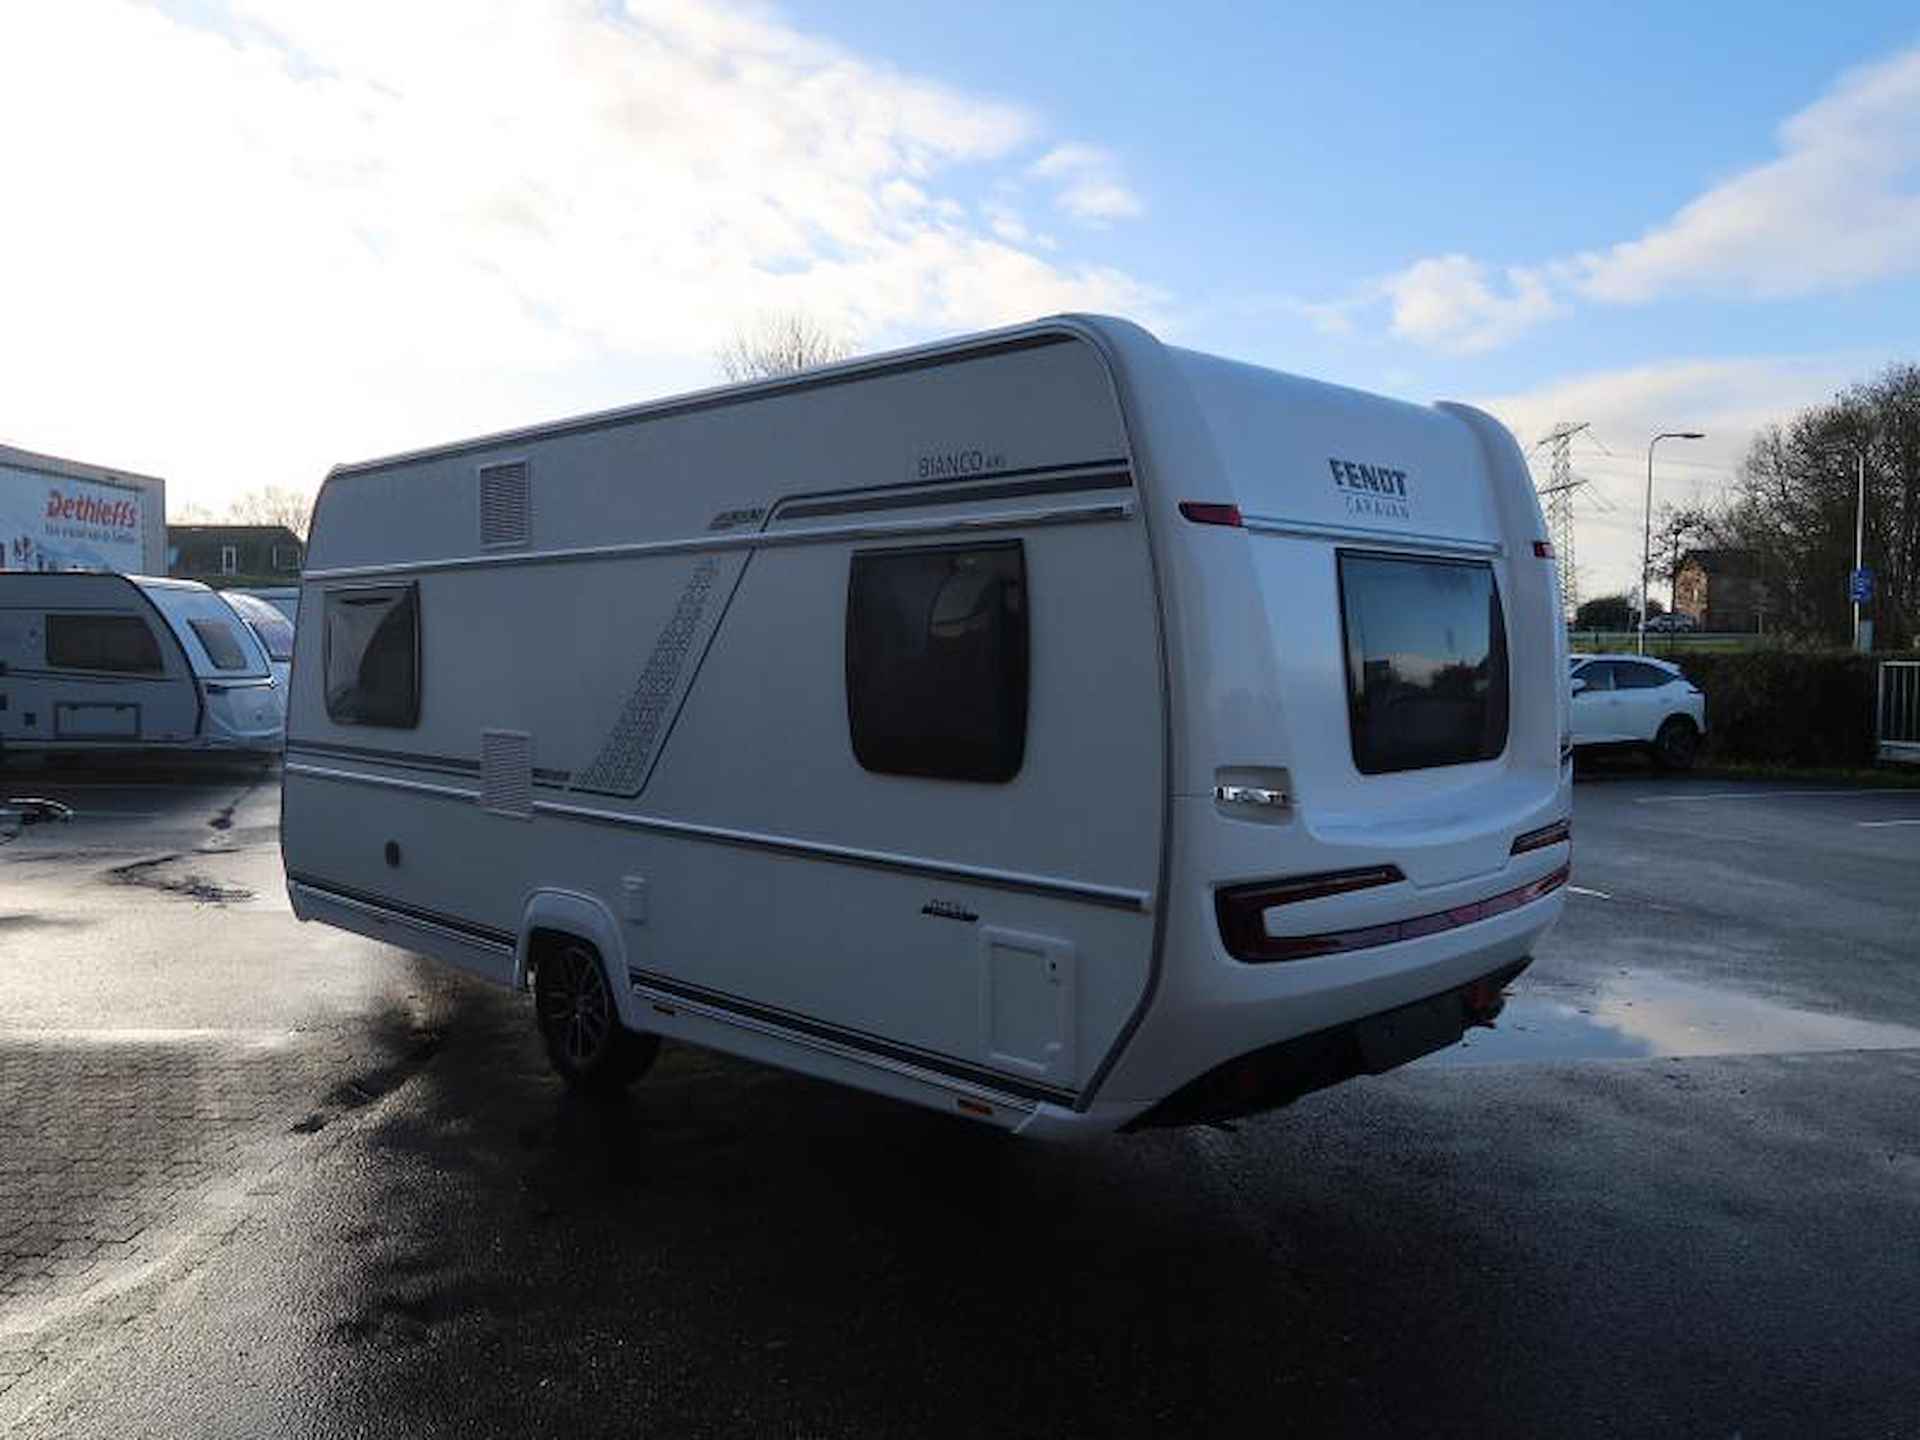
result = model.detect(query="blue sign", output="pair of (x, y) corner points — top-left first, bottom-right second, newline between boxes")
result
(1849, 567), (1874, 603)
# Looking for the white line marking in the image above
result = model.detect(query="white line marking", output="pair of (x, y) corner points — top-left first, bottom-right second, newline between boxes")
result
(1635, 788), (1920, 804)
(1857, 819), (1920, 828)
(1567, 885), (1613, 899)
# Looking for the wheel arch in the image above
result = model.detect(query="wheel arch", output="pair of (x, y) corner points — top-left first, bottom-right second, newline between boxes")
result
(515, 889), (628, 997)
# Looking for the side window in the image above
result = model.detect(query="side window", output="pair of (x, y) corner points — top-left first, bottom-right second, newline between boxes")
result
(188, 618), (252, 671)
(1576, 662), (1614, 693)
(1614, 662), (1670, 690)
(845, 541), (1028, 782)
(324, 584), (420, 727)
(46, 613), (164, 674)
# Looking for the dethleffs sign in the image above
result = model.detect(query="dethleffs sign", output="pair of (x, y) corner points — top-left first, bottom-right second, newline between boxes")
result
(1, 463), (146, 573)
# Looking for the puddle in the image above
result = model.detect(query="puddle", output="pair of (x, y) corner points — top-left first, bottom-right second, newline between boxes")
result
(1420, 970), (1920, 1067)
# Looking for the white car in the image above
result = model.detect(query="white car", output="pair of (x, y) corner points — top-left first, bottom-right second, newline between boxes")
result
(1569, 653), (1706, 769)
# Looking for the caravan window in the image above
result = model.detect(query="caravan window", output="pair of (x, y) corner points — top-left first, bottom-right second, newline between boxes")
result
(846, 542), (1028, 782)
(46, 613), (164, 674)
(324, 584), (419, 727)
(1339, 553), (1509, 775)
(188, 618), (252, 671)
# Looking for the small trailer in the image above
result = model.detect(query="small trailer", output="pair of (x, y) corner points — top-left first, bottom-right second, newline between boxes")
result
(0, 573), (286, 761)
(281, 315), (1571, 1135)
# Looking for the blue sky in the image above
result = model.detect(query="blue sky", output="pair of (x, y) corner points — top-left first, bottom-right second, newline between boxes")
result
(2, 0), (1916, 598)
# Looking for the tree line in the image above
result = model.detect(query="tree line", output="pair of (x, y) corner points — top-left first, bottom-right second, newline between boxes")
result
(1638, 362), (1918, 647)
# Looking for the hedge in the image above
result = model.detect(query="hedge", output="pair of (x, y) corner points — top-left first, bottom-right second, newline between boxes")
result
(1671, 651), (1882, 767)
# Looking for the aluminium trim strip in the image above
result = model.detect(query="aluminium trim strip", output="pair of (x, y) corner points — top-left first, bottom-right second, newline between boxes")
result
(301, 498), (1135, 582)
(629, 972), (1060, 1108)
(288, 879), (516, 954)
(282, 763), (1152, 912)
(1241, 514), (1504, 558)
(284, 761), (480, 803)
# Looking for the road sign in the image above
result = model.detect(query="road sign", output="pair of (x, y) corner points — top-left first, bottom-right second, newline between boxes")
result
(1849, 567), (1874, 604)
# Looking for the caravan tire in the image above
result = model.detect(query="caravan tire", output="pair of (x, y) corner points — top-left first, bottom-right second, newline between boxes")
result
(533, 937), (660, 1094)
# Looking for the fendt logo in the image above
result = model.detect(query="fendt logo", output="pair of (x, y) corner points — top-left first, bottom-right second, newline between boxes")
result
(1327, 457), (1410, 520)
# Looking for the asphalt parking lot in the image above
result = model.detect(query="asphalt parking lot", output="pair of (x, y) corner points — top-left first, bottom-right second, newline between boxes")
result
(2, 762), (1918, 1438)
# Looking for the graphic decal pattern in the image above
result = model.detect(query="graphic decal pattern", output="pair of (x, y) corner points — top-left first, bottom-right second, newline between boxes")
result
(571, 556), (722, 795)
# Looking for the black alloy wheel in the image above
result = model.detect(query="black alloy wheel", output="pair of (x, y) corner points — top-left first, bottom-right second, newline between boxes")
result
(534, 939), (659, 1092)
(1653, 716), (1700, 771)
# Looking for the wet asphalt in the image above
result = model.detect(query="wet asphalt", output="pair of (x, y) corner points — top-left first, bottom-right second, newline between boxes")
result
(2, 757), (1918, 1438)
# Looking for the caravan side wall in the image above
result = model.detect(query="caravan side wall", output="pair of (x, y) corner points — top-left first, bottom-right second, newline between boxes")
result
(283, 332), (1169, 1117)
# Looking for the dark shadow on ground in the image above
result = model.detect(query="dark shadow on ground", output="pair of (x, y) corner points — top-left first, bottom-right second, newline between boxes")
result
(286, 976), (1920, 1440)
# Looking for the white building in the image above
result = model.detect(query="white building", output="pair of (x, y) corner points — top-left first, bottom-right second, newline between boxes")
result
(0, 442), (167, 575)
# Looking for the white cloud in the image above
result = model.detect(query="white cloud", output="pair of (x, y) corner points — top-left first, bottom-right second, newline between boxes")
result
(1330, 44), (1920, 353)
(1381, 255), (1560, 354)
(1030, 143), (1145, 222)
(0, 0), (1158, 510)
(1476, 355), (1860, 597)
(1577, 46), (1920, 302)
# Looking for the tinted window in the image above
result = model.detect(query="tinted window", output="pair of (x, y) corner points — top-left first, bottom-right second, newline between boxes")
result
(46, 613), (164, 674)
(1613, 662), (1671, 690)
(189, 618), (252, 672)
(324, 584), (419, 727)
(1339, 553), (1509, 775)
(846, 542), (1027, 782)
(1575, 661), (1615, 693)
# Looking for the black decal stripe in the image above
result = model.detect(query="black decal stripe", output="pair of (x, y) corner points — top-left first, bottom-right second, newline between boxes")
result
(288, 873), (516, 949)
(777, 463), (1131, 521)
(285, 739), (571, 785)
(630, 968), (1075, 1105)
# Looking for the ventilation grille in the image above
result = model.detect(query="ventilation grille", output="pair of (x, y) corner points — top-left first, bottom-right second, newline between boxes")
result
(479, 461), (531, 548)
(481, 729), (534, 819)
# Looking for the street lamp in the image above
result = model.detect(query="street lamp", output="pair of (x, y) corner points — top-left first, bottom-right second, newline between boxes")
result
(1641, 430), (1706, 654)
(1824, 445), (1870, 651)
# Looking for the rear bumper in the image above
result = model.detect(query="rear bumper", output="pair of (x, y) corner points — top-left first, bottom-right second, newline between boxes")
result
(1124, 955), (1530, 1128)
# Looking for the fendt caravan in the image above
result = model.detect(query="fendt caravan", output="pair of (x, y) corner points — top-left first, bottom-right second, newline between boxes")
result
(282, 316), (1571, 1136)
(1, 573), (285, 761)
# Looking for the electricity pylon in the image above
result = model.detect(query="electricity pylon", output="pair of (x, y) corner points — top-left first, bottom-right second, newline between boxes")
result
(1535, 422), (1590, 620)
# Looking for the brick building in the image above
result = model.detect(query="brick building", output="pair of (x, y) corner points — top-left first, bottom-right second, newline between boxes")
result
(1673, 549), (1769, 633)
(166, 524), (304, 585)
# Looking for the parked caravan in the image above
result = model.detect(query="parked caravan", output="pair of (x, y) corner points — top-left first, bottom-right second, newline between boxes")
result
(223, 588), (296, 692)
(0, 573), (285, 759)
(281, 315), (1571, 1136)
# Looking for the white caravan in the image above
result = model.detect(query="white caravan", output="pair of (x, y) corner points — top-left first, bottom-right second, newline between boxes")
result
(281, 316), (1571, 1136)
(223, 588), (297, 693)
(0, 573), (286, 760)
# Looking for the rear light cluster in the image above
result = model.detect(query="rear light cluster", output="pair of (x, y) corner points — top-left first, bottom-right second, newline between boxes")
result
(1215, 863), (1571, 963)
(1510, 817), (1570, 855)
(1178, 501), (1244, 527)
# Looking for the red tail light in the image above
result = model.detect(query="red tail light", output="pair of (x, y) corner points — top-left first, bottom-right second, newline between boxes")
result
(1178, 501), (1244, 527)
(1216, 864), (1570, 963)
(1510, 817), (1571, 855)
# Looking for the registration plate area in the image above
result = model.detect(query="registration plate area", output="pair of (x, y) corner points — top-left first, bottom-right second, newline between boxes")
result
(1352, 987), (1469, 1074)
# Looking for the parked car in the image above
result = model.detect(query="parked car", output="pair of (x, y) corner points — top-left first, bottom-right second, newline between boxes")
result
(1643, 612), (1698, 633)
(1569, 653), (1706, 768)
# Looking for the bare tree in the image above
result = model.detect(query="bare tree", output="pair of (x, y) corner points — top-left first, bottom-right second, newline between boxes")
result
(716, 312), (854, 383)
(225, 484), (315, 540)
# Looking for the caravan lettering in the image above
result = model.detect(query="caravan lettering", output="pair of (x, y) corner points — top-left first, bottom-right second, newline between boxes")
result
(1327, 457), (1411, 520)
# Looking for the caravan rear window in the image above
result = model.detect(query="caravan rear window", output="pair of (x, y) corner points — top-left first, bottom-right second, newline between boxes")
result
(324, 584), (419, 727)
(46, 613), (164, 674)
(1338, 553), (1509, 775)
(846, 542), (1028, 782)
